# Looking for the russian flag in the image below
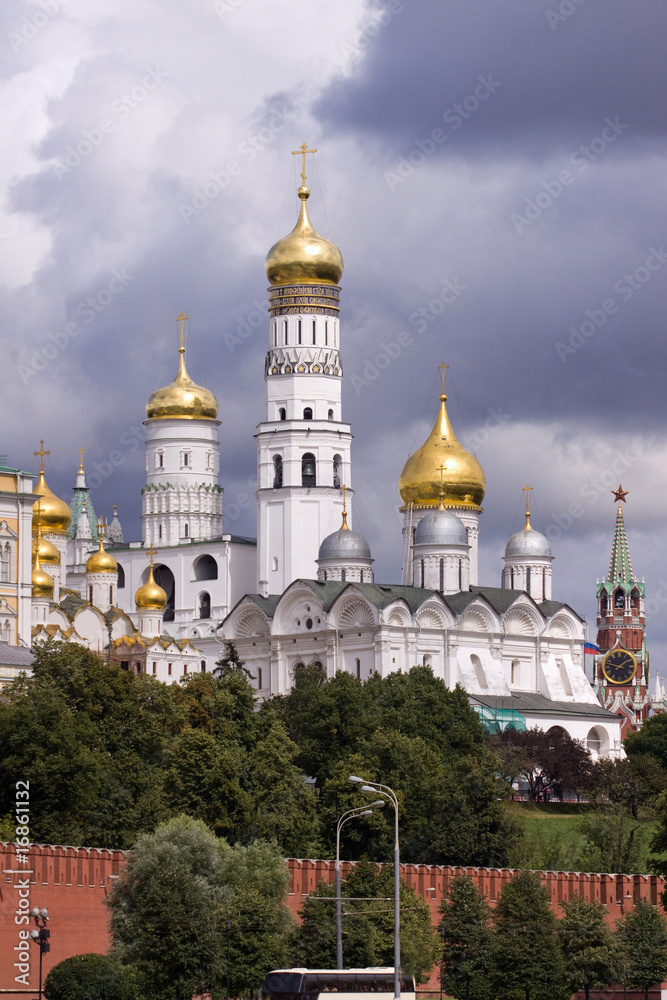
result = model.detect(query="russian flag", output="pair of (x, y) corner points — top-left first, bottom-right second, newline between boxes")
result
(584, 641), (599, 655)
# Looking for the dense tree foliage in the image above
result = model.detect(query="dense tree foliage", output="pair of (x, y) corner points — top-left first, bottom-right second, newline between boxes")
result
(492, 870), (567, 1000)
(558, 894), (620, 1000)
(44, 953), (136, 1000)
(292, 859), (438, 983)
(489, 726), (592, 801)
(107, 816), (292, 999)
(626, 713), (667, 768)
(617, 898), (667, 1000)
(439, 874), (493, 1000)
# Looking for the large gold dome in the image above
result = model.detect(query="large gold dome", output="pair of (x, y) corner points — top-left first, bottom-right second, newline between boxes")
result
(135, 566), (167, 610)
(147, 347), (218, 420)
(86, 536), (118, 575)
(33, 534), (60, 566)
(265, 185), (343, 287)
(33, 470), (72, 535)
(32, 562), (54, 600)
(399, 394), (486, 509)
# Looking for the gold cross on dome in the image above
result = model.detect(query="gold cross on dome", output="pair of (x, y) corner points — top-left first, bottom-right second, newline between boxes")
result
(523, 484), (533, 514)
(147, 544), (158, 567)
(174, 312), (189, 352)
(437, 362), (449, 393)
(34, 440), (50, 471)
(79, 447), (85, 472)
(291, 143), (317, 186)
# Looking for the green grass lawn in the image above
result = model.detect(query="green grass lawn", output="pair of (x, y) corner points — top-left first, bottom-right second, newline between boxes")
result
(505, 801), (663, 874)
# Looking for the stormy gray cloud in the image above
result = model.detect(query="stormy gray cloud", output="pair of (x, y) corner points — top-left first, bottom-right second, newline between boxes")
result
(1, 0), (665, 671)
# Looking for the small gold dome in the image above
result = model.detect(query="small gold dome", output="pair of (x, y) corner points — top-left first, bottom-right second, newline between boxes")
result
(147, 347), (218, 421)
(32, 563), (54, 599)
(33, 534), (60, 566)
(399, 394), (486, 509)
(266, 186), (343, 287)
(135, 566), (167, 610)
(33, 470), (72, 535)
(86, 536), (118, 575)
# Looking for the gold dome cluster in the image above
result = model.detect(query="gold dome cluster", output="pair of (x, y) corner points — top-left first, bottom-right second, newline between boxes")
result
(31, 518), (54, 600)
(265, 185), (344, 287)
(135, 565), (167, 610)
(399, 393), (486, 510)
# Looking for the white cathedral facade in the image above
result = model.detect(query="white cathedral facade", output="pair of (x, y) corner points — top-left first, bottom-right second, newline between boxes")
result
(11, 156), (628, 757)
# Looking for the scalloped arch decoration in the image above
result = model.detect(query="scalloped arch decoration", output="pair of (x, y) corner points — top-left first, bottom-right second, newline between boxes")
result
(546, 616), (574, 639)
(236, 608), (271, 638)
(417, 608), (445, 629)
(503, 608), (538, 636)
(388, 608), (410, 627)
(458, 607), (491, 632)
(338, 599), (375, 629)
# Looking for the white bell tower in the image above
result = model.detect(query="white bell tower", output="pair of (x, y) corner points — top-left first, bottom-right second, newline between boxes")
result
(256, 146), (352, 595)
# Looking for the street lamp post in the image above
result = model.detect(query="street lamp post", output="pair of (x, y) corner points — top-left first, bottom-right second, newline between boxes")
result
(28, 907), (50, 1000)
(336, 802), (385, 970)
(349, 776), (401, 1000)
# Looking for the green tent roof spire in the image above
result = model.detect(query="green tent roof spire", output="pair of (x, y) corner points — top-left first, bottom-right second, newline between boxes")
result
(607, 502), (634, 584)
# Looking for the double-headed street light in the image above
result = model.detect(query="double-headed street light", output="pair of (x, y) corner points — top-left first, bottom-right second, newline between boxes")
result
(349, 776), (401, 1000)
(336, 801), (385, 969)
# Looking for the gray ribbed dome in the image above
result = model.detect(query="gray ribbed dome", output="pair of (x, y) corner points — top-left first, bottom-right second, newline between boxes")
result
(318, 528), (371, 561)
(505, 526), (551, 558)
(414, 509), (467, 546)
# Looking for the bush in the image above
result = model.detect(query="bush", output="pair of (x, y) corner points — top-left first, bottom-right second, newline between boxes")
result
(44, 953), (136, 1000)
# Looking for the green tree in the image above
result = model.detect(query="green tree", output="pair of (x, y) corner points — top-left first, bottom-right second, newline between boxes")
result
(558, 894), (620, 1000)
(617, 898), (667, 1000)
(44, 953), (136, 1000)
(292, 859), (438, 984)
(625, 713), (667, 768)
(438, 874), (493, 1000)
(107, 816), (226, 1000)
(492, 870), (566, 1000)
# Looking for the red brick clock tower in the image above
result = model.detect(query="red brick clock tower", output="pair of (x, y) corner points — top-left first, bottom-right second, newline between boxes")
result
(594, 486), (650, 739)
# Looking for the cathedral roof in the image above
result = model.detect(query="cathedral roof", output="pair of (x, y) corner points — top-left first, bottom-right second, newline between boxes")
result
(504, 511), (551, 558)
(472, 692), (616, 720)
(607, 502), (635, 584)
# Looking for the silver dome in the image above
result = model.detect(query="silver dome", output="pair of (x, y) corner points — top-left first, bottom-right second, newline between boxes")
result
(318, 528), (371, 561)
(505, 526), (551, 558)
(414, 509), (467, 547)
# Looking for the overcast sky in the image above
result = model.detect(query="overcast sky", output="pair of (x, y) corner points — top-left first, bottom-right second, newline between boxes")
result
(2, 0), (666, 676)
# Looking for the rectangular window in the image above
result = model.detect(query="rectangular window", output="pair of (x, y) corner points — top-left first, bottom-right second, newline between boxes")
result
(283, 320), (288, 345)
(152, 662), (157, 675)
(312, 319), (316, 344)
(298, 319), (302, 344)
(168, 663), (172, 676)
(325, 321), (328, 345)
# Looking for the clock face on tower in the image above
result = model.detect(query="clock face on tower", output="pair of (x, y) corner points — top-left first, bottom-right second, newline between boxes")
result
(602, 649), (637, 685)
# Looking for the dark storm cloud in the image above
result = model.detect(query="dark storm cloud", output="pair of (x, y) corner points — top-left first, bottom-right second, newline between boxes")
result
(319, 0), (667, 159)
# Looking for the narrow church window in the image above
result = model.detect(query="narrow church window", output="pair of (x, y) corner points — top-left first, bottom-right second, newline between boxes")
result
(302, 453), (316, 487)
(328, 409), (334, 420)
(279, 407), (286, 421)
(257, 667), (263, 688)
(341, 569), (346, 582)
(273, 320), (277, 346)
(509, 567), (514, 588)
(471, 654), (488, 689)
(542, 569), (546, 601)
(272, 556), (278, 571)
(525, 566), (531, 593)
(283, 319), (288, 344)
(298, 319), (302, 344)
(184, 524), (189, 538)
(630, 588), (640, 610)
(312, 319), (316, 344)
(420, 559), (425, 589)
(458, 558), (463, 591)
(323, 570), (327, 581)
(199, 592), (211, 619)
(333, 454), (342, 488)
(158, 525), (162, 539)
(109, 585), (113, 604)
(201, 660), (206, 672)
(158, 452), (164, 468)
(303, 407), (313, 420)
(511, 659), (519, 685)
(325, 321), (328, 345)
(89, 586), (93, 603)
(273, 455), (283, 488)
(355, 658), (361, 679)
(439, 558), (444, 592)
(168, 663), (172, 676)
(184, 664), (188, 674)
(153, 662), (157, 674)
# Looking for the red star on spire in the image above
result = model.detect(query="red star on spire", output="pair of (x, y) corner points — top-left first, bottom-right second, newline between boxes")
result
(611, 484), (629, 503)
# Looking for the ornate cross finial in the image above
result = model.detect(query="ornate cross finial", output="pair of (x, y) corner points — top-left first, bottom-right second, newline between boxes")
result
(523, 484), (533, 514)
(147, 543), (158, 566)
(612, 484), (629, 503)
(437, 362), (449, 394)
(291, 142), (317, 186)
(78, 447), (85, 472)
(340, 484), (349, 530)
(34, 440), (50, 472)
(174, 312), (189, 353)
(436, 464), (447, 509)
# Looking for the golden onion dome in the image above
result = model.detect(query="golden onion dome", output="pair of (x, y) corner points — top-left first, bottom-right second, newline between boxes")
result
(147, 346), (218, 421)
(86, 535), (118, 575)
(266, 185), (343, 287)
(32, 562), (54, 599)
(33, 534), (60, 567)
(399, 394), (486, 509)
(135, 566), (167, 610)
(33, 470), (72, 535)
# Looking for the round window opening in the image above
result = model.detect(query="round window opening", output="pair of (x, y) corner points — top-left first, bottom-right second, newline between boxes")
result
(306, 618), (313, 630)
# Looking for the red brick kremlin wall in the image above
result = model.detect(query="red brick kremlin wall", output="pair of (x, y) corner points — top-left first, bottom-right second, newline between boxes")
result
(1, 843), (665, 996)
